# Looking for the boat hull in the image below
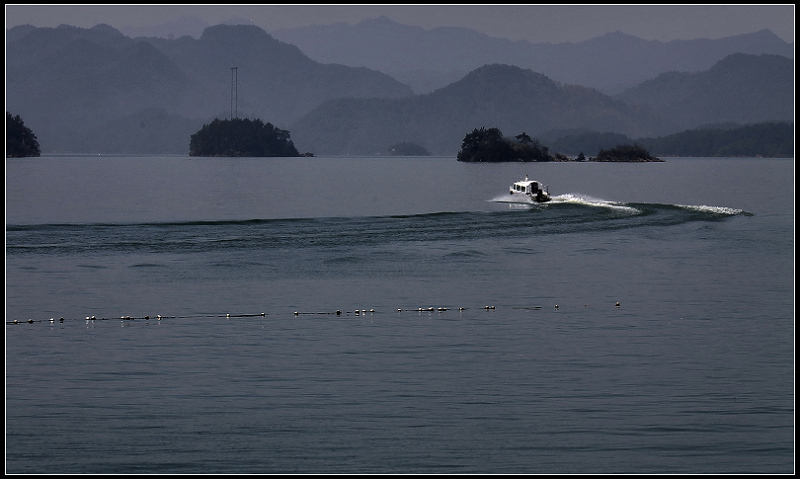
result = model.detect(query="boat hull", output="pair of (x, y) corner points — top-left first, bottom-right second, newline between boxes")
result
(508, 191), (550, 203)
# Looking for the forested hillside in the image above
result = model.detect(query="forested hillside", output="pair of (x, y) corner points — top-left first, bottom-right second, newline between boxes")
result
(616, 54), (793, 129)
(639, 121), (793, 158)
(543, 122), (793, 158)
(291, 64), (670, 155)
(291, 53), (793, 156)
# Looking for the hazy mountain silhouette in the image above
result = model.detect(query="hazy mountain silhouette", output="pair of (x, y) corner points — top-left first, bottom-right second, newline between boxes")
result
(291, 51), (792, 156)
(7, 24), (193, 152)
(6, 23), (413, 153)
(290, 64), (673, 156)
(615, 53), (794, 129)
(5, 23), (793, 155)
(141, 24), (413, 121)
(117, 15), (211, 39)
(272, 16), (793, 95)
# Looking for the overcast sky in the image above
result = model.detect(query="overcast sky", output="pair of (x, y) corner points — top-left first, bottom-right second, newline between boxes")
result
(5, 4), (795, 44)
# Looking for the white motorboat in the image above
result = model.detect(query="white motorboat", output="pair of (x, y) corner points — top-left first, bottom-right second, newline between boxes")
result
(509, 175), (551, 202)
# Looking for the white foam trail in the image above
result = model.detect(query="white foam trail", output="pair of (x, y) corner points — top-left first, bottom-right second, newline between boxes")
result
(489, 192), (640, 213)
(674, 204), (743, 215)
(490, 193), (742, 216)
(548, 193), (641, 214)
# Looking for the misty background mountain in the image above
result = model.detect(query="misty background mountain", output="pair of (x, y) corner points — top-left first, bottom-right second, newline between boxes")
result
(5, 19), (793, 155)
(6, 23), (411, 153)
(271, 16), (794, 95)
(118, 15), (795, 95)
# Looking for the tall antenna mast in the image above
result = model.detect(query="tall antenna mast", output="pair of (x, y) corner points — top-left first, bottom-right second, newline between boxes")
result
(230, 66), (238, 119)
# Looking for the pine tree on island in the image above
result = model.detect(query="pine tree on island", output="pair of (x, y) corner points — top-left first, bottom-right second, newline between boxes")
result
(6, 112), (41, 157)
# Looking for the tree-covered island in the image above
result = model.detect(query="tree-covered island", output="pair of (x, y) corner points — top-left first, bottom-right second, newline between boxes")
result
(456, 127), (662, 162)
(189, 118), (303, 157)
(6, 112), (41, 157)
(456, 127), (552, 162)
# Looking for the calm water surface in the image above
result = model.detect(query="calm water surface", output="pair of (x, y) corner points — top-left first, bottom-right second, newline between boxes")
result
(5, 156), (794, 473)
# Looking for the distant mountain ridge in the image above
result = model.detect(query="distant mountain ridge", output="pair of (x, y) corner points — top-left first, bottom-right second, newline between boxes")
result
(616, 53), (794, 129)
(6, 23), (412, 153)
(272, 16), (793, 94)
(291, 52), (793, 156)
(290, 64), (673, 155)
(5, 23), (793, 155)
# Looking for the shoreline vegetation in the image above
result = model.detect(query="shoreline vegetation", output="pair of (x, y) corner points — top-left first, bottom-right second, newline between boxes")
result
(546, 121), (793, 159)
(456, 127), (664, 162)
(189, 118), (307, 157)
(6, 112), (41, 158)
(6, 111), (792, 160)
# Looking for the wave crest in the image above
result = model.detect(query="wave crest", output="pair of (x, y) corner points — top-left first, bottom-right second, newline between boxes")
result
(674, 204), (744, 215)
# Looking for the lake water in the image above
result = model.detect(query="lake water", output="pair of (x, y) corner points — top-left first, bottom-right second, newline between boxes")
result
(5, 155), (795, 473)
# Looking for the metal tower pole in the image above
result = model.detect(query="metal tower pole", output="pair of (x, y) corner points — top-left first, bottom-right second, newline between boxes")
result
(230, 66), (238, 119)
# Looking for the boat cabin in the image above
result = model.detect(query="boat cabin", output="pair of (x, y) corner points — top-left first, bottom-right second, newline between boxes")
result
(511, 178), (541, 195)
(509, 175), (551, 202)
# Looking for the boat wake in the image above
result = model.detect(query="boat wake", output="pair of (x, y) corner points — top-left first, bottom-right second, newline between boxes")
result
(489, 193), (744, 217)
(490, 193), (640, 214)
(8, 192), (749, 261)
(672, 203), (744, 216)
(548, 193), (642, 214)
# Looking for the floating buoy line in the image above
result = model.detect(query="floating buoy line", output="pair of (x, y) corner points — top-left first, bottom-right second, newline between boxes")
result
(6, 302), (622, 326)
(6, 312), (265, 325)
